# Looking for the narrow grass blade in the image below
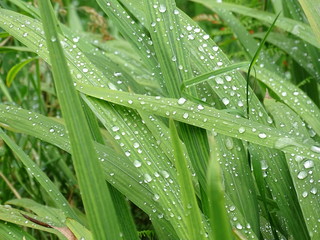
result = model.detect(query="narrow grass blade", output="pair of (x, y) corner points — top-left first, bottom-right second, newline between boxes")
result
(6, 57), (38, 87)
(169, 118), (207, 239)
(246, 12), (281, 117)
(37, 1), (121, 239)
(77, 85), (320, 161)
(181, 62), (250, 90)
(0, 128), (77, 220)
(207, 134), (233, 240)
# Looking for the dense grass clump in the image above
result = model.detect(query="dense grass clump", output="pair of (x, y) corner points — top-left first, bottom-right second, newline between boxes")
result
(0, 0), (319, 239)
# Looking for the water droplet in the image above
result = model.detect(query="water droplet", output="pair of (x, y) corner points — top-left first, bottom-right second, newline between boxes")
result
(302, 191), (308, 198)
(173, 9), (179, 14)
(183, 113), (189, 119)
(238, 127), (245, 133)
(133, 160), (141, 168)
(310, 187), (317, 195)
(112, 126), (119, 132)
(49, 128), (55, 133)
(310, 145), (320, 153)
(215, 77), (224, 84)
(178, 98), (187, 105)
(159, 4), (167, 13)
(225, 137), (234, 150)
(303, 160), (314, 169)
(274, 137), (299, 149)
(197, 104), (204, 110)
(258, 133), (267, 139)
(153, 194), (160, 201)
(51, 36), (57, 42)
(82, 68), (88, 73)
(212, 46), (219, 51)
(297, 171), (307, 179)
(203, 34), (210, 40)
(222, 98), (230, 105)
(144, 174), (152, 183)
(160, 170), (170, 178)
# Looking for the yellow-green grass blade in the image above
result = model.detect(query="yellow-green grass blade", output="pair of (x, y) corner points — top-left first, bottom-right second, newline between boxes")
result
(207, 135), (233, 240)
(0, 205), (67, 239)
(0, 103), (179, 239)
(192, 0), (320, 49)
(169, 119), (207, 239)
(298, 0), (320, 45)
(0, 222), (36, 240)
(7, 198), (67, 225)
(6, 56), (38, 87)
(0, 128), (77, 220)
(77, 85), (320, 161)
(66, 218), (92, 240)
(265, 98), (320, 239)
(37, 1), (121, 239)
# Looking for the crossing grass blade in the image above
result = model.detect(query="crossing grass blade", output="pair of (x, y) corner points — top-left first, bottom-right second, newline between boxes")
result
(37, 1), (122, 239)
(77, 84), (320, 161)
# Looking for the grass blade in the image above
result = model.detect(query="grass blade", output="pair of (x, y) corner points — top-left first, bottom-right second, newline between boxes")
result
(169, 118), (207, 239)
(37, 1), (121, 239)
(207, 135), (233, 240)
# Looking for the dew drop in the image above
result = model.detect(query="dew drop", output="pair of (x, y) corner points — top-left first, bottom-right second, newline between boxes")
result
(310, 145), (320, 153)
(144, 174), (152, 183)
(258, 133), (267, 139)
(112, 126), (119, 132)
(303, 160), (314, 169)
(183, 113), (189, 119)
(133, 160), (141, 168)
(159, 4), (167, 13)
(178, 98), (187, 105)
(238, 127), (245, 133)
(297, 171), (308, 179)
(153, 194), (160, 201)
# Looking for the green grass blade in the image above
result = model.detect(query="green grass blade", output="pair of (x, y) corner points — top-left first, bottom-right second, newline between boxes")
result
(37, 1), (122, 239)
(298, 0), (320, 45)
(181, 62), (250, 90)
(207, 135), (233, 240)
(169, 118), (207, 239)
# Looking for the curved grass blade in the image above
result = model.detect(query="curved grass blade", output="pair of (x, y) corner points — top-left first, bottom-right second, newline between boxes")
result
(37, 1), (121, 239)
(6, 56), (38, 87)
